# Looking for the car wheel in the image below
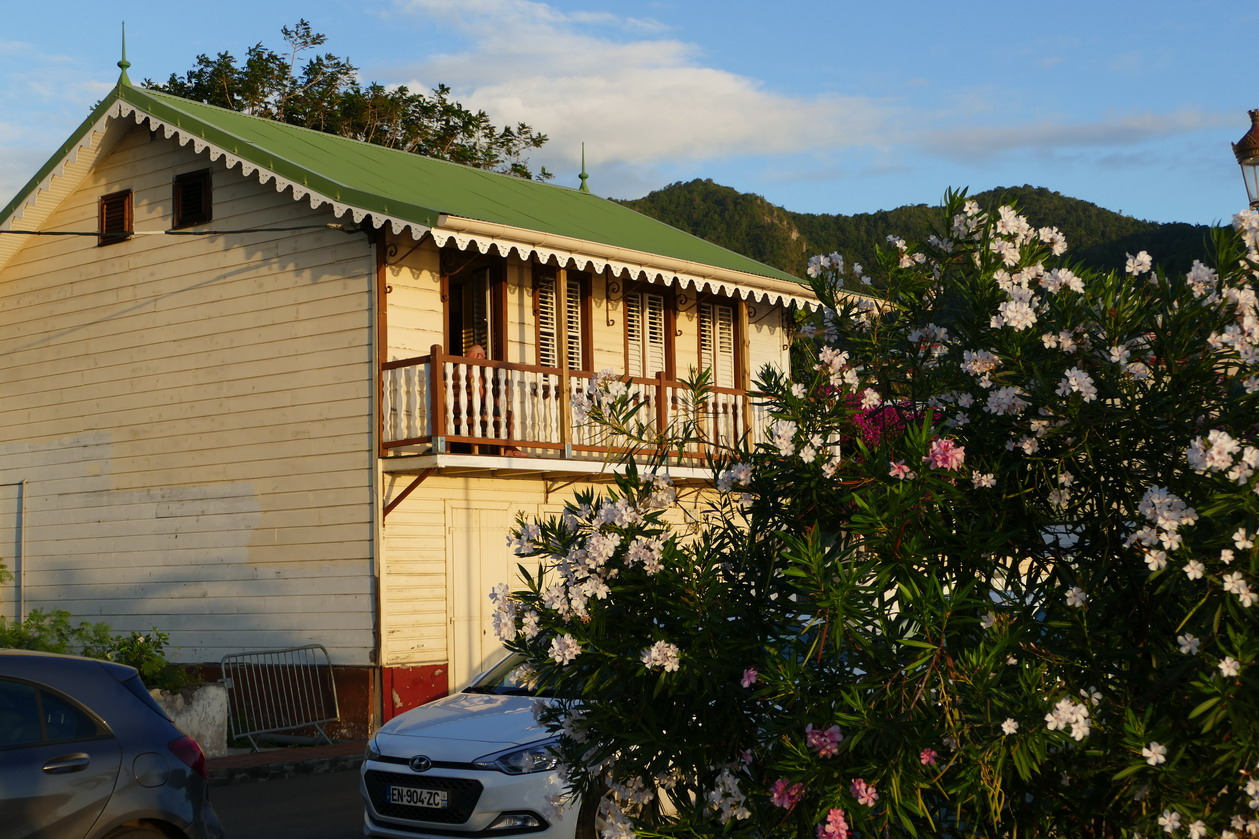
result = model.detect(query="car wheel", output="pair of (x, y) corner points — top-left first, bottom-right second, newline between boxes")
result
(102, 826), (171, 839)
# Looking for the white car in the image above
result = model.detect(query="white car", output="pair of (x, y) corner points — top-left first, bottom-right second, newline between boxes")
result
(360, 655), (598, 839)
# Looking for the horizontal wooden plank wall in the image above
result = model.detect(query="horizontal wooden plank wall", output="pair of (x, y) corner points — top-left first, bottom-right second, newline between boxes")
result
(0, 122), (377, 666)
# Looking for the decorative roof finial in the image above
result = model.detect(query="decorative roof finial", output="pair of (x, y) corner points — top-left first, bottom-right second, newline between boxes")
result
(578, 143), (590, 194)
(117, 22), (131, 85)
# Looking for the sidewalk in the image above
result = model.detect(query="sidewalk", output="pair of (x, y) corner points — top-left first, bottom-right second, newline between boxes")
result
(207, 739), (368, 786)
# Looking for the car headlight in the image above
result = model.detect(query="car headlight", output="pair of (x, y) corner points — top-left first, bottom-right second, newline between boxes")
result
(365, 738), (382, 760)
(472, 739), (560, 774)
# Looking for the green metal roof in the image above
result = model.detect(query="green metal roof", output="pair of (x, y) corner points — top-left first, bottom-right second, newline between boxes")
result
(3, 78), (804, 288)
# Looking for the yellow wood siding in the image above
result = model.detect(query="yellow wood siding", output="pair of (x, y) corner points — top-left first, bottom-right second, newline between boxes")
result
(384, 239), (443, 359)
(379, 473), (726, 689)
(747, 301), (792, 381)
(0, 123), (376, 665)
(380, 474), (543, 685)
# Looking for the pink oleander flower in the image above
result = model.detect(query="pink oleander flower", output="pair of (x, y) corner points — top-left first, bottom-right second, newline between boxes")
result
(806, 723), (843, 757)
(850, 778), (879, 807)
(769, 778), (806, 809)
(816, 808), (850, 839)
(889, 460), (913, 480)
(920, 747), (938, 765)
(925, 438), (966, 471)
(741, 668), (758, 688)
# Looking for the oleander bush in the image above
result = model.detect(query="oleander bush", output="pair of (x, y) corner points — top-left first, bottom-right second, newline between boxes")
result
(496, 190), (1259, 839)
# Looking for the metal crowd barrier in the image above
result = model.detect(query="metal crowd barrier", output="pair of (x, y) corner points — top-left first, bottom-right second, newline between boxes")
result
(221, 644), (340, 751)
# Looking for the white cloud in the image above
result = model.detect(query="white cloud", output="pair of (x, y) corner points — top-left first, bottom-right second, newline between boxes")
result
(924, 109), (1234, 162)
(388, 0), (1224, 200)
(390, 0), (889, 186)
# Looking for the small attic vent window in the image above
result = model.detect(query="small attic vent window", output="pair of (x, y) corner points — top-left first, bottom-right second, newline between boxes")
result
(98, 190), (132, 246)
(173, 169), (212, 228)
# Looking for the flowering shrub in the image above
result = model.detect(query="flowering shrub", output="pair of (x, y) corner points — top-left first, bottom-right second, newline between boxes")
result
(499, 191), (1259, 838)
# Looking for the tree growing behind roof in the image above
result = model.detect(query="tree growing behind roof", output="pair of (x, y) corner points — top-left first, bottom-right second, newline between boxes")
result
(495, 191), (1259, 838)
(145, 20), (551, 181)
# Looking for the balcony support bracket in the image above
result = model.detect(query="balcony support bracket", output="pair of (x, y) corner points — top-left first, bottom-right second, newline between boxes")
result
(544, 475), (586, 505)
(383, 468), (436, 521)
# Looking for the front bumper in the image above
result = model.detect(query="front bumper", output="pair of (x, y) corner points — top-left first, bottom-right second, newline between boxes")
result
(360, 760), (582, 839)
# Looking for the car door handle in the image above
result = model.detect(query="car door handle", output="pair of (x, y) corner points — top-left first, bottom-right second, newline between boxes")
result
(43, 753), (90, 774)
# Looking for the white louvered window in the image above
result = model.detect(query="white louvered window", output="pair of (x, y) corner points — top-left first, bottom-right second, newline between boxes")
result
(626, 290), (667, 378)
(537, 271), (587, 370)
(698, 300), (736, 388)
(565, 279), (584, 370)
(537, 274), (559, 368)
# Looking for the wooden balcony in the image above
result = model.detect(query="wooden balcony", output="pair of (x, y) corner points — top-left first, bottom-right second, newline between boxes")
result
(380, 345), (768, 463)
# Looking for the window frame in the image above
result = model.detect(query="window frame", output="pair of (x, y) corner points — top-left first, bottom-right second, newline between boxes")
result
(0, 677), (111, 750)
(442, 254), (507, 360)
(533, 263), (593, 372)
(97, 190), (132, 246)
(172, 169), (212, 229)
(622, 283), (676, 381)
(696, 295), (742, 390)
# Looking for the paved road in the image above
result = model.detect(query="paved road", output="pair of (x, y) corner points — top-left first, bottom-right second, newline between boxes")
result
(212, 770), (363, 839)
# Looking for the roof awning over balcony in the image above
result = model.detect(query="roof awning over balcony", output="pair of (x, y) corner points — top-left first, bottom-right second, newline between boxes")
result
(430, 215), (819, 309)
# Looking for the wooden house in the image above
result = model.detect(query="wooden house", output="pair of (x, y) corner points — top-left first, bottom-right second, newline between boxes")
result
(0, 61), (816, 734)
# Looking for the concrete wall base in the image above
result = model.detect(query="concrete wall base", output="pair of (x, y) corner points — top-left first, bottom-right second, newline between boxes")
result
(152, 683), (230, 758)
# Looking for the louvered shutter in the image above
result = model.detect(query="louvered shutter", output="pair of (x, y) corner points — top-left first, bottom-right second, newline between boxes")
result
(699, 301), (736, 387)
(537, 274), (559, 368)
(626, 290), (667, 377)
(626, 293), (643, 375)
(565, 280), (584, 370)
(644, 292), (666, 375)
(173, 170), (212, 228)
(538, 273), (584, 369)
(98, 191), (131, 246)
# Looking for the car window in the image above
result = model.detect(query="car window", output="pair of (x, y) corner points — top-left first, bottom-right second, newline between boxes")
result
(0, 680), (42, 747)
(0, 677), (109, 747)
(463, 653), (572, 698)
(463, 653), (533, 695)
(41, 690), (106, 741)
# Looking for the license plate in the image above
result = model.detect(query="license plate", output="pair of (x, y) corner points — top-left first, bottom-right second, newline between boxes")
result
(389, 786), (449, 809)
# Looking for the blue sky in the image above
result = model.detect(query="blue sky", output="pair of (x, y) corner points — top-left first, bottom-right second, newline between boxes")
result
(1, 0), (1254, 229)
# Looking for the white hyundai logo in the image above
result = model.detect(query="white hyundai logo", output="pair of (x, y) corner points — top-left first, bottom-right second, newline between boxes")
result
(409, 755), (433, 773)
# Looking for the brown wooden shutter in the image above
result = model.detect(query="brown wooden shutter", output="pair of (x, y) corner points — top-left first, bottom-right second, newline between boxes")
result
(98, 190), (132, 246)
(173, 170), (212, 228)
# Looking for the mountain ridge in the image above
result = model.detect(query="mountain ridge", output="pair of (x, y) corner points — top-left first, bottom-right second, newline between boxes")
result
(619, 179), (1219, 279)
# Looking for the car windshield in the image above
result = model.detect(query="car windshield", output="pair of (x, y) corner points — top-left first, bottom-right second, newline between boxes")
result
(461, 654), (544, 696)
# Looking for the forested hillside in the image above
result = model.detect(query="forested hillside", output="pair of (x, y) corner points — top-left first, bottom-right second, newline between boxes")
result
(621, 179), (1220, 280)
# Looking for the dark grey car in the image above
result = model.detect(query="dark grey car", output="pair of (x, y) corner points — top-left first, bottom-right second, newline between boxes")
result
(0, 650), (223, 839)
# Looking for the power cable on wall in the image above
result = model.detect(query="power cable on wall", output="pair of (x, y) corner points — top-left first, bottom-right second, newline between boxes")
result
(0, 223), (362, 236)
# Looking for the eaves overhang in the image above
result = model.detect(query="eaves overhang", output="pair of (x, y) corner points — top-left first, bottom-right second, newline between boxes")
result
(1, 82), (819, 312)
(430, 215), (820, 310)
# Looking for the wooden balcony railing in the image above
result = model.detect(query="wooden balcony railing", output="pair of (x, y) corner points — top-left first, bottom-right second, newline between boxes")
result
(381, 345), (768, 460)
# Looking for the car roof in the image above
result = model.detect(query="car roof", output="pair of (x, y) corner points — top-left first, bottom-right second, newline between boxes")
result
(0, 649), (139, 685)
